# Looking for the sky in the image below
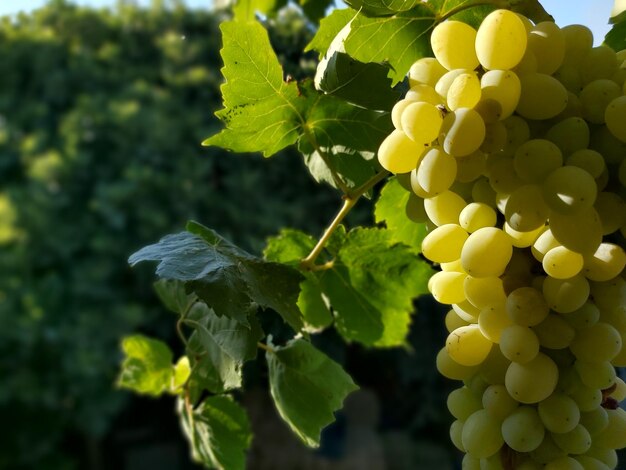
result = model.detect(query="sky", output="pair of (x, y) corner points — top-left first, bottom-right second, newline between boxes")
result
(0, 0), (616, 45)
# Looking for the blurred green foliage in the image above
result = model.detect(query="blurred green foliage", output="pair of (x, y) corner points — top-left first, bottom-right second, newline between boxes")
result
(0, 1), (338, 467)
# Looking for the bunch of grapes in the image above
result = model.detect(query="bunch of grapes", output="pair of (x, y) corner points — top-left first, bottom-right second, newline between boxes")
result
(379, 8), (626, 469)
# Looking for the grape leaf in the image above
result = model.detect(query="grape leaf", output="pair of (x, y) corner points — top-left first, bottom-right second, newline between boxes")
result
(610, 0), (626, 24)
(178, 395), (252, 470)
(129, 221), (304, 331)
(374, 177), (428, 252)
(266, 338), (358, 447)
(605, 19), (626, 51)
(306, 9), (355, 56)
(233, 0), (288, 20)
(262, 228), (316, 264)
(299, 0), (335, 23)
(153, 279), (197, 315)
(184, 302), (263, 392)
(203, 20), (392, 160)
(345, 0), (423, 17)
(298, 274), (334, 331)
(118, 335), (177, 396)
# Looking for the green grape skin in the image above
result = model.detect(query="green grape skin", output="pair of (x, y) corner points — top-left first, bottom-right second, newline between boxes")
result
(480, 70), (521, 120)
(543, 274), (590, 314)
(532, 314), (575, 350)
(569, 323), (622, 363)
(517, 73), (569, 120)
(505, 353), (559, 404)
(542, 245), (584, 279)
(568, 384), (603, 413)
(563, 302), (600, 330)
(574, 360), (616, 390)
(561, 24), (593, 67)
(514, 139), (563, 184)
(594, 192), (626, 235)
(482, 384), (518, 420)
(542, 166), (597, 215)
(416, 147), (457, 195)
(528, 21), (565, 74)
(475, 9), (527, 71)
(450, 419), (466, 451)
(530, 434), (566, 465)
(506, 286), (549, 327)
(461, 227), (513, 278)
(405, 83), (445, 105)
(544, 457), (584, 470)
(501, 406), (546, 452)
(448, 386), (482, 421)
(504, 223), (544, 249)
(549, 207), (603, 255)
(459, 202), (497, 233)
(452, 300), (482, 323)
(440, 108), (486, 157)
(424, 190), (467, 226)
(377, 129), (423, 174)
(471, 177), (497, 207)
(430, 270), (467, 305)
(456, 150), (487, 183)
(554, 63), (583, 93)
(430, 21), (479, 71)
(478, 303), (514, 343)
(579, 79), (621, 124)
(461, 409), (504, 458)
(488, 156), (523, 194)
(499, 325), (540, 363)
(532, 228), (560, 262)
(566, 149), (605, 179)
(605, 95), (626, 142)
(579, 45), (619, 86)
(479, 345), (510, 385)
(462, 454), (481, 470)
(445, 309), (470, 333)
(584, 446), (618, 469)
(464, 276), (506, 310)
(545, 117), (590, 157)
(594, 408), (626, 450)
(421, 223), (468, 263)
(579, 408), (608, 436)
(447, 72), (481, 110)
(481, 121), (507, 153)
(401, 101), (444, 144)
(446, 324), (493, 366)
(590, 276), (626, 312)
(551, 424), (592, 455)
(538, 393), (580, 434)
(584, 243), (626, 282)
(408, 57), (447, 88)
(505, 184), (550, 232)
(573, 456), (611, 470)
(436, 346), (480, 380)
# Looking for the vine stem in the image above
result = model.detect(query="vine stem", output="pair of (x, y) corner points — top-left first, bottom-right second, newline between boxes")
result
(257, 341), (275, 353)
(300, 169), (388, 270)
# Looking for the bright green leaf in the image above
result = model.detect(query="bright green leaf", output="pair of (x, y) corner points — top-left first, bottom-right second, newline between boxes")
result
(306, 9), (355, 56)
(118, 335), (174, 396)
(172, 356), (192, 392)
(298, 274), (334, 331)
(345, 0), (423, 16)
(374, 177), (428, 252)
(263, 228), (316, 265)
(129, 222), (304, 331)
(266, 338), (358, 447)
(178, 395), (252, 470)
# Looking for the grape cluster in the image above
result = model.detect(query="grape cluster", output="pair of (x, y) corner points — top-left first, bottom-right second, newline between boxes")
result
(379, 9), (626, 469)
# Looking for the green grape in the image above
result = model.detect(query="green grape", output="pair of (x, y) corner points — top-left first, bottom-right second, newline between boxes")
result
(392, 98), (413, 129)
(517, 73), (569, 120)
(568, 384), (603, 413)
(505, 353), (559, 404)
(609, 377), (626, 401)
(447, 72), (481, 110)
(570, 323), (622, 362)
(440, 107), (486, 157)
(545, 117), (590, 156)
(416, 147), (457, 194)
(462, 454), (481, 470)
(584, 446), (618, 469)
(564, 302), (600, 329)
(561, 24), (593, 66)
(479, 303), (514, 343)
(579, 408), (608, 436)
(506, 286), (549, 327)
(466, 374), (490, 396)
(479, 345), (510, 385)
(504, 223), (544, 248)
(590, 276), (626, 312)
(450, 419), (466, 451)
(573, 456), (611, 470)
(528, 21), (565, 74)
(502, 406), (546, 452)
(480, 70), (522, 120)
(580, 79), (621, 124)
(590, 124), (626, 165)
(464, 276), (506, 310)
(531, 434), (566, 465)
(514, 139), (563, 184)
(556, 91), (584, 120)
(533, 314), (575, 350)
(594, 192), (626, 235)
(448, 386), (483, 420)
(430, 270), (467, 304)
(475, 9), (527, 70)
(437, 346), (480, 380)
(505, 184), (550, 232)
(619, 159), (626, 187)
(549, 207), (603, 255)
(471, 177), (497, 207)
(453, 300), (482, 323)
(421, 223), (468, 263)
(424, 190), (467, 226)
(503, 115), (531, 151)
(574, 360), (616, 390)
(408, 57), (447, 88)
(459, 202), (497, 233)
(499, 325), (540, 363)
(461, 409), (504, 458)
(554, 63), (583, 93)
(480, 453), (507, 470)
(456, 151), (487, 183)
(605, 95), (626, 142)
(595, 408), (626, 450)
(377, 129), (423, 174)
(446, 324), (493, 366)
(401, 101), (444, 144)
(435, 69), (470, 99)
(430, 21), (479, 71)
(514, 47), (538, 75)
(566, 149), (605, 179)
(405, 193), (428, 223)
(538, 393), (580, 434)
(544, 457), (584, 470)
(543, 274), (590, 314)
(579, 46), (619, 85)
(481, 121), (507, 153)
(532, 228), (560, 261)
(551, 424), (592, 455)
(482, 384), (518, 420)
(461, 227), (513, 278)
(543, 166), (597, 215)
(405, 83), (446, 105)
(446, 309), (470, 333)
(542, 245), (584, 279)
(474, 98), (503, 124)
(488, 157), (523, 193)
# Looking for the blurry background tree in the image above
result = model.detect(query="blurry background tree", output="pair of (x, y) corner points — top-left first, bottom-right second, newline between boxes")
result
(0, 1), (453, 469)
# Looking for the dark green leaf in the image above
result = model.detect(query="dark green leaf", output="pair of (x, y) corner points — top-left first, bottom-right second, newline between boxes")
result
(129, 223), (305, 331)
(154, 279), (197, 315)
(605, 20), (626, 51)
(178, 395), (252, 470)
(298, 274), (334, 331)
(118, 335), (174, 396)
(306, 9), (355, 56)
(374, 177), (428, 252)
(610, 0), (626, 24)
(299, 0), (334, 23)
(266, 338), (358, 447)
